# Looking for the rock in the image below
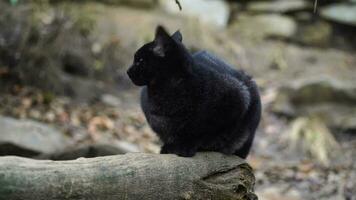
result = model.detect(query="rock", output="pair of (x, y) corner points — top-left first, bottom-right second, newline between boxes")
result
(294, 20), (332, 47)
(272, 76), (356, 130)
(0, 2), (124, 95)
(1, 1), (242, 96)
(321, 3), (356, 26)
(230, 14), (297, 39)
(61, 52), (91, 77)
(159, 0), (230, 28)
(37, 143), (138, 160)
(275, 77), (356, 106)
(61, 74), (105, 101)
(100, 94), (122, 107)
(286, 117), (341, 165)
(92, 3), (242, 69)
(114, 140), (141, 153)
(49, 0), (156, 8)
(104, 0), (156, 8)
(257, 187), (302, 200)
(0, 116), (72, 157)
(247, 0), (309, 13)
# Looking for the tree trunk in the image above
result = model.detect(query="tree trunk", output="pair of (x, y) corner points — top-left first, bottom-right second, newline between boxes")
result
(0, 152), (257, 200)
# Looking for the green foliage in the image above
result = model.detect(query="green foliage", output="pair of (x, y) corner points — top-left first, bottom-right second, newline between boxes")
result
(9, 0), (18, 5)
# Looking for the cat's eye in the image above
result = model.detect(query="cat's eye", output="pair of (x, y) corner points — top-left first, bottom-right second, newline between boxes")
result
(135, 58), (144, 66)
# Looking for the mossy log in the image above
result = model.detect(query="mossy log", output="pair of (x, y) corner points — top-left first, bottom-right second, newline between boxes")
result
(0, 152), (257, 200)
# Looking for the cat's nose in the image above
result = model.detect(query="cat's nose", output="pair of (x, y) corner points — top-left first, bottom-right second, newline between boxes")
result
(127, 67), (134, 78)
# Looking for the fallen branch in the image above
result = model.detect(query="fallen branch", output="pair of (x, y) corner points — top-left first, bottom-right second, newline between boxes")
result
(0, 152), (256, 200)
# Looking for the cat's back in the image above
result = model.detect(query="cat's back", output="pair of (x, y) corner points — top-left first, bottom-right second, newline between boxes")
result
(193, 51), (237, 76)
(193, 51), (253, 84)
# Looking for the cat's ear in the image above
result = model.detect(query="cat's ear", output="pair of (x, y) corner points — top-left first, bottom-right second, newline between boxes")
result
(153, 26), (173, 57)
(171, 30), (182, 42)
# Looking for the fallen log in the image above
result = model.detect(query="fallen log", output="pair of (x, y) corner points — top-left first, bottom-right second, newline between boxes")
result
(0, 152), (257, 200)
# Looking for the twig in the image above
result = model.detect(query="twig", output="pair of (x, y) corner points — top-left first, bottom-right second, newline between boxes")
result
(175, 0), (182, 11)
(314, 0), (318, 13)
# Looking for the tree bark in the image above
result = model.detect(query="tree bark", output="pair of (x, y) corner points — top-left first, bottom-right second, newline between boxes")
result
(0, 152), (257, 200)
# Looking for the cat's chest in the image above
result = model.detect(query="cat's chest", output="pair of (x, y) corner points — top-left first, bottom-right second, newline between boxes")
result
(147, 86), (195, 116)
(147, 95), (189, 116)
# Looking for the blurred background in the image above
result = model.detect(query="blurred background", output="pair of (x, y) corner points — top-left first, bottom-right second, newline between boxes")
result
(0, 0), (355, 199)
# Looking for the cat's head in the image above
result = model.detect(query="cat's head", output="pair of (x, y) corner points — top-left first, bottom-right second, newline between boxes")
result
(127, 26), (190, 86)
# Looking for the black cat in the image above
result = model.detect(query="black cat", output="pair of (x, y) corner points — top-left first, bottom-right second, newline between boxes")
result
(127, 26), (261, 158)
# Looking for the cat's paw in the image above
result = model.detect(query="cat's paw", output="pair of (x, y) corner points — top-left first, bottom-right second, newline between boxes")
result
(160, 144), (197, 157)
(175, 148), (196, 157)
(160, 144), (172, 154)
(172, 144), (197, 157)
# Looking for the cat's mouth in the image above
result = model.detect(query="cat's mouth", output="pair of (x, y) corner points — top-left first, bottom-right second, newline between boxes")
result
(127, 67), (147, 86)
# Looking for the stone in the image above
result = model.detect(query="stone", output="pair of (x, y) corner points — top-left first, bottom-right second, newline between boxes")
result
(275, 77), (356, 106)
(60, 74), (105, 101)
(293, 21), (332, 47)
(0, 2), (122, 96)
(91, 3), (242, 69)
(321, 3), (356, 26)
(114, 140), (141, 153)
(0, 1), (242, 96)
(159, 0), (230, 28)
(0, 116), (72, 156)
(92, 0), (156, 8)
(272, 76), (356, 130)
(247, 0), (309, 13)
(101, 94), (122, 107)
(257, 187), (302, 200)
(37, 143), (138, 160)
(230, 14), (297, 39)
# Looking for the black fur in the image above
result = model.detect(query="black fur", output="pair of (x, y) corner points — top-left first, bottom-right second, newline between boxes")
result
(127, 26), (261, 158)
